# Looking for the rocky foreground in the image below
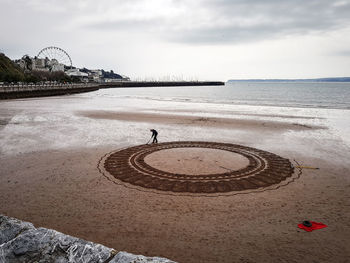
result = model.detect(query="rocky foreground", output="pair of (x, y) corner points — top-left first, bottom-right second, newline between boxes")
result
(0, 215), (176, 263)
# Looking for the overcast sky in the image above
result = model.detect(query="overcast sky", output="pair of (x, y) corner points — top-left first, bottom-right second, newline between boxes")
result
(1, 0), (350, 80)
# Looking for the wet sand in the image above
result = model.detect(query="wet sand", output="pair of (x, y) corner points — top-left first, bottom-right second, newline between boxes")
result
(76, 110), (322, 131)
(0, 95), (350, 262)
(144, 148), (250, 175)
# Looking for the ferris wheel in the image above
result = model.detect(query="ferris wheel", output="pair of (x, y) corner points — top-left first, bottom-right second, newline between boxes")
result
(37, 46), (73, 68)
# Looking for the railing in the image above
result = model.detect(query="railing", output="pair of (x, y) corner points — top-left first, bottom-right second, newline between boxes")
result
(0, 83), (97, 93)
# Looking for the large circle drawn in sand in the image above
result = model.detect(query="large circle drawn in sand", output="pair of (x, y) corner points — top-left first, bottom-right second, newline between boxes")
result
(144, 148), (250, 175)
(103, 141), (294, 194)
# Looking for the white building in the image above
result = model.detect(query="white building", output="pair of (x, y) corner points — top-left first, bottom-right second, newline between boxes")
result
(32, 58), (46, 69)
(66, 68), (88, 78)
(90, 70), (102, 76)
(48, 59), (65, 72)
(51, 64), (65, 72)
(88, 70), (103, 82)
(16, 56), (65, 72)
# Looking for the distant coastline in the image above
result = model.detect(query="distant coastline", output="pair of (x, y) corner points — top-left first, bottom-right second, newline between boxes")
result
(228, 77), (350, 82)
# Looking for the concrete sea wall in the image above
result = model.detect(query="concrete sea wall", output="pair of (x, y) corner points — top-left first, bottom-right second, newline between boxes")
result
(0, 83), (99, 100)
(99, 81), (225, 88)
(0, 81), (225, 100)
(0, 214), (176, 263)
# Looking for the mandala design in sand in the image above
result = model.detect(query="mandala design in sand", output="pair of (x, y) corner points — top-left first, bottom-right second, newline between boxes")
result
(103, 141), (294, 194)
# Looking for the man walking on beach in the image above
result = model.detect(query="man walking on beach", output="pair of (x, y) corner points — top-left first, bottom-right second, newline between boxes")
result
(150, 129), (158, 144)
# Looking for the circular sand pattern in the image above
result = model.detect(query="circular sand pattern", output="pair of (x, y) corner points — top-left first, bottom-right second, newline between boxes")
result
(144, 148), (250, 175)
(103, 141), (294, 194)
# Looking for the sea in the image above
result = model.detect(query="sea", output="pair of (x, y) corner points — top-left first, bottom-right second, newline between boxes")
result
(89, 81), (350, 110)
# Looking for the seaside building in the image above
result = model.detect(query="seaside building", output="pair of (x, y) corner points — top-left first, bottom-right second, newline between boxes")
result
(66, 68), (89, 81)
(49, 59), (65, 72)
(89, 70), (103, 82)
(15, 56), (64, 72)
(16, 59), (27, 71)
(33, 58), (46, 69)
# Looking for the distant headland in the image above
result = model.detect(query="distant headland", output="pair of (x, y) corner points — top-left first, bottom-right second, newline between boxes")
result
(228, 77), (350, 82)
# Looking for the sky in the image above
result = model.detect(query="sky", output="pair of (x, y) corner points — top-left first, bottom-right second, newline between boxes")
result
(1, 0), (350, 81)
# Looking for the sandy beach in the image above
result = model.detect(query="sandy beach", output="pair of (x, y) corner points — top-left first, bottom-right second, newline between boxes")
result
(1, 91), (350, 262)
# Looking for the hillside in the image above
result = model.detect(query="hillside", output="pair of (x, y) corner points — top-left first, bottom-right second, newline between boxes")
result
(0, 53), (73, 83)
(0, 53), (26, 82)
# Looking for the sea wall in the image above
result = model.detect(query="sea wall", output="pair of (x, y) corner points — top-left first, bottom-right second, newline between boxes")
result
(99, 81), (225, 88)
(0, 81), (225, 100)
(0, 83), (99, 100)
(0, 214), (176, 263)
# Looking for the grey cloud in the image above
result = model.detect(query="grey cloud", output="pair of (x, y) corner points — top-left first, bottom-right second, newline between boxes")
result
(334, 50), (350, 56)
(2, 0), (350, 49)
(169, 0), (350, 44)
(78, 0), (350, 44)
(168, 14), (337, 44)
(85, 18), (164, 32)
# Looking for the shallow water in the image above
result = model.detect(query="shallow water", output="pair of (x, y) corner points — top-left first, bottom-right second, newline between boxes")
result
(83, 82), (350, 110)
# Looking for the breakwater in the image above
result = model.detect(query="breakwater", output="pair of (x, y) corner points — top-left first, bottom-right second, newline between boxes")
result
(100, 81), (225, 88)
(0, 81), (225, 100)
(0, 83), (99, 100)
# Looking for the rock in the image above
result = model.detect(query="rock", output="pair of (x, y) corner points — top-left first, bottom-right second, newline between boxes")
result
(0, 214), (176, 263)
(0, 215), (35, 245)
(110, 251), (176, 263)
(0, 227), (113, 262)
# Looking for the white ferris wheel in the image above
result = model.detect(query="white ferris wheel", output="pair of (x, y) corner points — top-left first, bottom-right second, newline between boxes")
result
(37, 46), (73, 69)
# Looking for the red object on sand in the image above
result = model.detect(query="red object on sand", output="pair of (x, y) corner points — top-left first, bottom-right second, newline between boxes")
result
(298, 221), (328, 232)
